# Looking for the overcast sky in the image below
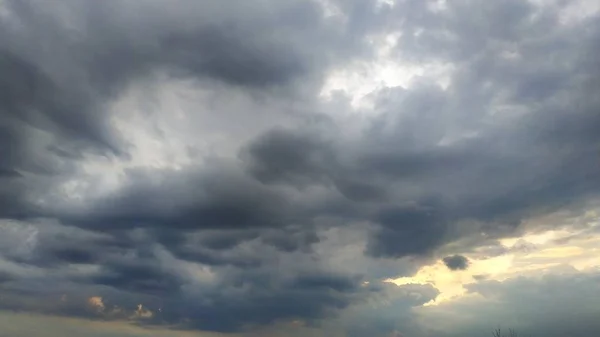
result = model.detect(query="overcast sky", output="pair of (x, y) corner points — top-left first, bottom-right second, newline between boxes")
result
(1, 0), (600, 336)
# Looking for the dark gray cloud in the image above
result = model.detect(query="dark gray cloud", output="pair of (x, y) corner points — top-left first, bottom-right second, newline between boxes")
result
(63, 163), (292, 231)
(175, 272), (367, 332)
(0, 220), (378, 332)
(442, 255), (470, 271)
(0, 0), (377, 218)
(1, 0), (600, 336)
(242, 128), (334, 186)
(343, 282), (440, 337)
(0, 0), (408, 333)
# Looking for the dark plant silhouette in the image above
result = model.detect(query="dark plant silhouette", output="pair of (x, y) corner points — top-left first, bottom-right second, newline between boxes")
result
(492, 328), (518, 337)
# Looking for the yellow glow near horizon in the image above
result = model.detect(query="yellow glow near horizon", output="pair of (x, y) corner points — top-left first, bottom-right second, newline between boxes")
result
(389, 213), (600, 306)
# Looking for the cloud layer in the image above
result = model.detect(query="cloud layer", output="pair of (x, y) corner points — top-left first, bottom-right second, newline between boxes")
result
(1, 0), (600, 336)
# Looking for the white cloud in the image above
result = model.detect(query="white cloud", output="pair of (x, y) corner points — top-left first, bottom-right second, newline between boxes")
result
(320, 32), (454, 111)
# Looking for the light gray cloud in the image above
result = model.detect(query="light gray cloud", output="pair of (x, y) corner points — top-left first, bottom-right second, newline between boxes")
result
(419, 267), (600, 337)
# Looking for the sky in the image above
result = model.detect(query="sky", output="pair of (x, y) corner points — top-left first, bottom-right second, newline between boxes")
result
(0, 0), (599, 336)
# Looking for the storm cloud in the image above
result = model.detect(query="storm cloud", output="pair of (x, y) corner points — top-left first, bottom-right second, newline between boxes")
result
(1, 0), (599, 336)
(442, 255), (470, 271)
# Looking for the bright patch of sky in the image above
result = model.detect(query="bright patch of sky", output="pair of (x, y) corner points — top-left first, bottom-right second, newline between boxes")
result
(389, 208), (600, 306)
(320, 32), (453, 110)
